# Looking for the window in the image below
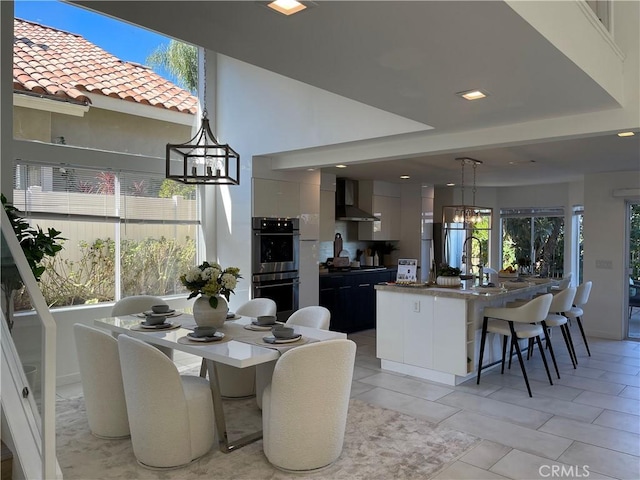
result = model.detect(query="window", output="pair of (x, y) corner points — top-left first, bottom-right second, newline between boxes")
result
(12, 163), (199, 310)
(500, 207), (564, 277)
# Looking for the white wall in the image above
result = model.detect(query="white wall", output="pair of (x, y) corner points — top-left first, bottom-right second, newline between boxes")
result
(584, 171), (639, 340)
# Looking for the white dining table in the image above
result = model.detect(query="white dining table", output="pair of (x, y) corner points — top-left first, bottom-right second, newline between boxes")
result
(94, 313), (347, 453)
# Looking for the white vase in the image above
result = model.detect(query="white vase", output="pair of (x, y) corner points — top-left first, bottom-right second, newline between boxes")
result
(192, 295), (228, 328)
(436, 276), (461, 287)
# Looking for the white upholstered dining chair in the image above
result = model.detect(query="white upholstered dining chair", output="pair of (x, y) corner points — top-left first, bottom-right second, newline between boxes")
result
(262, 339), (356, 472)
(285, 306), (331, 330)
(255, 305), (332, 409)
(111, 295), (173, 358)
(117, 335), (215, 469)
(73, 323), (130, 439)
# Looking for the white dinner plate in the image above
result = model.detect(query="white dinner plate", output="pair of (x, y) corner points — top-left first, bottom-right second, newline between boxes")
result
(263, 334), (302, 344)
(186, 332), (225, 342)
(138, 321), (175, 330)
(136, 311), (181, 318)
(252, 320), (277, 327)
(244, 324), (274, 331)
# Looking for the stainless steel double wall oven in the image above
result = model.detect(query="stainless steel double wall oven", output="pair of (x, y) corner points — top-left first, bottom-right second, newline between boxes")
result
(251, 217), (299, 321)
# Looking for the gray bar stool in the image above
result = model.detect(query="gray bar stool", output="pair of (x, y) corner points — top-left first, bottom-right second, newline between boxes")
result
(477, 293), (553, 397)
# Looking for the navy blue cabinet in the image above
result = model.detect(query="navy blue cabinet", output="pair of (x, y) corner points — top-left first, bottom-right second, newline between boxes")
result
(320, 269), (396, 333)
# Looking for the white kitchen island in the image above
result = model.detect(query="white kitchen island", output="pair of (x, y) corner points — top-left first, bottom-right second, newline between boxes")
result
(375, 279), (557, 385)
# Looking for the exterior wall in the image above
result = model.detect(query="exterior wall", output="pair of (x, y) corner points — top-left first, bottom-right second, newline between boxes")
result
(14, 104), (194, 158)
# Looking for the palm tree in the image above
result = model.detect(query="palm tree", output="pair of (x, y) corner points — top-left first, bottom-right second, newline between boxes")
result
(147, 40), (198, 93)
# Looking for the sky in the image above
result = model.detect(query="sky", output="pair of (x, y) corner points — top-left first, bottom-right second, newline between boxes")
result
(14, 0), (176, 80)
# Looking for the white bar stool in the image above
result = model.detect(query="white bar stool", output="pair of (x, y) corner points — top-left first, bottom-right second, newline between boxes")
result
(477, 294), (553, 397)
(565, 281), (592, 357)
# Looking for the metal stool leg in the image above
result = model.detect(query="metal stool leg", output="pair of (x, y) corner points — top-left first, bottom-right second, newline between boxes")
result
(508, 322), (533, 397)
(501, 334), (508, 374)
(560, 324), (577, 368)
(576, 316), (591, 356)
(541, 321), (560, 379)
(535, 335), (553, 385)
(476, 317), (489, 385)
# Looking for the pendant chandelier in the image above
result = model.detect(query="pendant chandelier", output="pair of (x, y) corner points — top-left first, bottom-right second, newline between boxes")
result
(165, 52), (240, 185)
(442, 157), (492, 229)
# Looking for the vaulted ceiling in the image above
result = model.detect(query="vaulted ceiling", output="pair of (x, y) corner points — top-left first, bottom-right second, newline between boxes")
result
(74, 1), (639, 186)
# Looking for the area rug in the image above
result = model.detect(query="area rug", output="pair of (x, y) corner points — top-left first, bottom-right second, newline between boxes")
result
(56, 395), (479, 480)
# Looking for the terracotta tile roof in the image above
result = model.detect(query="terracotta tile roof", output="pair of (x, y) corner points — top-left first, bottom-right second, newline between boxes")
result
(13, 18), (198, 115)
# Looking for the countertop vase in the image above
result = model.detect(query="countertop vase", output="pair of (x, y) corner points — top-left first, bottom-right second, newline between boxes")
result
(192, 295), (228, 328)
(436, 275), (461, 287)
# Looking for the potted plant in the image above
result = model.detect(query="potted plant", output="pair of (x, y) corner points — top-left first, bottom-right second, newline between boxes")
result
(436, 263), (462, 287)
(1, 194), (65, 331)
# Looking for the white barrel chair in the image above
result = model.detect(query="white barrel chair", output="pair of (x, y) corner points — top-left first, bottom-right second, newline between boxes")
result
(200, 298), (278, 398)
(73, 323), (130, 439)
(285, 306), (331, 330)
(117, 335), (215, 469)
(255, 305), (332, 409)
(262, 339), (356, 472)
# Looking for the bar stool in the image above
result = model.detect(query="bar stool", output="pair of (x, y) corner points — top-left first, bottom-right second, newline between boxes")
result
(477, 294), (553, 397)
(565, 281), (592, 357)
(507, 286), (578, 374)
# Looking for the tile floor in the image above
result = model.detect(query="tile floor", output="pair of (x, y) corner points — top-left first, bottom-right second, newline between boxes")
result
(57, 325), (640, 479)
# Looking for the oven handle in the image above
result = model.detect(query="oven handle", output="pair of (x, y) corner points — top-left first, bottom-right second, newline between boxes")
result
(255, 279), (300, 289)
(253, 232), (301, 237)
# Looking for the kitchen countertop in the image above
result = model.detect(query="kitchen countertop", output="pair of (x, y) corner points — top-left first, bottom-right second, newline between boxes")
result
(320, 267), (395, 276)
(375, 278), (557, 301)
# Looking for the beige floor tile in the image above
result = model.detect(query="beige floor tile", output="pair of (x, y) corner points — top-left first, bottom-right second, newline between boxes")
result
(438, 391), (552, 429)
(571, 358), (639, 375)
(491, 448), (618, 480)
(434, 461), (510, 479)
(488, 387), (603, 423)
(354, 387), (460, 424)
(352, 365), (379, 381)
(359, 372), (454, 401)
(459, 440), (511, 470)
(454, 380), (503, 397)
(593, 410), (640, 434)
(349, 380), (375, 398)
(619, 385), (640, 399)
(440, 410), (573, 460)
(540, 416), (640, 456)
(573, 390), (640, 415)
(558, 441), (640, 480)
(481, 370), (582, 401)
(597, 371), (640, 387)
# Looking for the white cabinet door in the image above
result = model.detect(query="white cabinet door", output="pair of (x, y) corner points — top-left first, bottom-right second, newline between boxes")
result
(300, 183), (319, 240)
(359, 195), (401, 241)
(253, 179), (300, 218)
(403, 294), (434, 368)
(319, 189), (335, 241)
(376, 291), (404, 362)
(432, 297), (468, 375)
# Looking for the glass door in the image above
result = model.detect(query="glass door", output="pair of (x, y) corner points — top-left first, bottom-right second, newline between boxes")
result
(627, 202), (640, 339)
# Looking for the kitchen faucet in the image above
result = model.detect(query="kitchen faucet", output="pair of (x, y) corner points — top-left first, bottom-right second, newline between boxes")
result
(462, 236), (484, 285)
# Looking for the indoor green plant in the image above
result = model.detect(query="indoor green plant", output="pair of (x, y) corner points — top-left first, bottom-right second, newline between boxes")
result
(1, 193), (65, 331)
(436, 263), (462, 286)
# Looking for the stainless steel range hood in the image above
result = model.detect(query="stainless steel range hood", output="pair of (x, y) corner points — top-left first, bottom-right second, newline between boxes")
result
(335, 178), (379, 222)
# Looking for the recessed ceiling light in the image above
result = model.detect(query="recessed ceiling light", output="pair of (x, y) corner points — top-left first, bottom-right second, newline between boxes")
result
(307, 168), (315, 171)
(446, 183), (455, 187)
(267, 0), (307, 16)
(617, 131), (635, 137)
(336, 164), (347, 168)
(457, 89), (488, 101)
(400, 175), (410, 179)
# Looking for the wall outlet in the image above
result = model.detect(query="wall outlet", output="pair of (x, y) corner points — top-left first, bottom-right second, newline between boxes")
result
(413, 301), (420, 313)
(595, 259), (613, 269)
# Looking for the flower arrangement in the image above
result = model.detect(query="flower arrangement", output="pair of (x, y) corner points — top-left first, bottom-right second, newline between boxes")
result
(180, 261), (241, 308)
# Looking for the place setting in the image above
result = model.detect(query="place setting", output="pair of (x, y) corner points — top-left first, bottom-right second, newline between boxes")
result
(129, 304), (182, 331)
(243, 315), (283, 331)
(262, 325), (304, 344)
(178, 326), (227, 345)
